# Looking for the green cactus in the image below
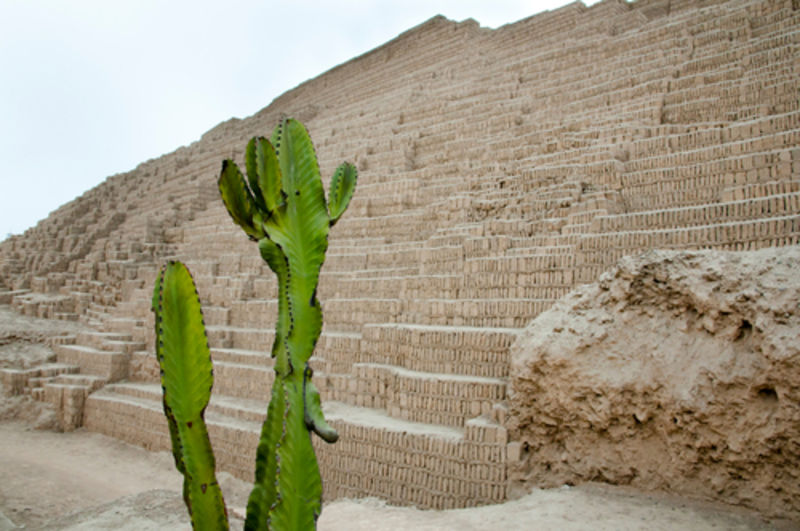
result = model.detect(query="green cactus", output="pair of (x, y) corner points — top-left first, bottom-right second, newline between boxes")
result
(218, 118), (356, 530)
(151, 119), (354, 529)
(152, 261), (228, 530)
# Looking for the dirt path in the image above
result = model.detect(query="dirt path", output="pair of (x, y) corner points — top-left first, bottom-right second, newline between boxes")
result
(0, 421), (182, 528)
(0, 421), (780, 530)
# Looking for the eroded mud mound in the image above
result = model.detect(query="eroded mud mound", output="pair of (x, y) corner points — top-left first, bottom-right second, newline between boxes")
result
(508, 246), (800, 521)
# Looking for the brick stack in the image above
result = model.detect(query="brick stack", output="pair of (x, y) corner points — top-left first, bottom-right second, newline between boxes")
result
(2, 0), (799, 509)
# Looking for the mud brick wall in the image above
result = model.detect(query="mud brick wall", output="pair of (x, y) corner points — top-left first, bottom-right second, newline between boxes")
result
(2, 0), (799, 510)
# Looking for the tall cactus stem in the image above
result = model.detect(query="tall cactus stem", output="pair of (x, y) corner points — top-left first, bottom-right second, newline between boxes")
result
(219, 118), (357, 530)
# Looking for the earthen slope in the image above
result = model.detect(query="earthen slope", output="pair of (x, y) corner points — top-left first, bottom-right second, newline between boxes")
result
(509, 246), (800, 519)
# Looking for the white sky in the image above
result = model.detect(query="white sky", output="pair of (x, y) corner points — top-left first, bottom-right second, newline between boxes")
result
(0, 0), (597, 238)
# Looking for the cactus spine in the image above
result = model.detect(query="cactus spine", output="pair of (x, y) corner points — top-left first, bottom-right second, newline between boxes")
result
(218, 118), (356, 529)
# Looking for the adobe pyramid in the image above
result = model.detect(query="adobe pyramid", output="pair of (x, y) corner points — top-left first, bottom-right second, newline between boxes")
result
(1, 0), (799, 513)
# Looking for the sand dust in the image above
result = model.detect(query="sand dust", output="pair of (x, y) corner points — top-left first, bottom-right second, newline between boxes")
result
(0, 420), (779, 530)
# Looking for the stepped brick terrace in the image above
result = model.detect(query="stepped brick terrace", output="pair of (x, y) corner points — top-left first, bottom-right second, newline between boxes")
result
(2, 0), (799, 513)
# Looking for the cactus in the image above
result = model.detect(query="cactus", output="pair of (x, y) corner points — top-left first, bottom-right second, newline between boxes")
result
(152, 119), (354, 529)
(152, 261), (228, 530)
(218, 117), (356, 529)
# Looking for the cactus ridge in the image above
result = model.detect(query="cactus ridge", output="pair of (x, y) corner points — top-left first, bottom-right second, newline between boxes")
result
(219, 118), (356, 530)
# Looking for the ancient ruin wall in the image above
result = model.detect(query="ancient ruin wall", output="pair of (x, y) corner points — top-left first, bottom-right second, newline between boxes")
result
(509, 247), (800, 519)
(1, 0), (799, 513)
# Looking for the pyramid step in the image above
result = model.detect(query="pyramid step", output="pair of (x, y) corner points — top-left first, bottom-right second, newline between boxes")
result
(30, 387), (46, 401)
(84, 384), (507, 508)
(50, 335), (77, 346)
(0, 290), (19, 304)
(315, 402), (507, 508)
(361, 323), (518, 378)
(212, 361), (274, 401)
(312, 331), (363, 374)
(34, 363), (82, 378)
(106, 382), (268, 425)
(208, 331), (361, 370)
(43, 382), (98, 431)
(210, 347), (272, 367)
(84, 386), (263, 480)
(51, 373), (107, 393)
(105, 339), (147, 355)
(53, 344), (128, 381)
(0, 363), (80, 396)
(129, 350), (160, 383)
(27, 376), (56, 391)
(401, 298), (553, 328)
(53, 312), (80, 322)
(206, 326), (274, 351)
(76, 331), (133, 348)
(106, 317), (147, 334)
(97, 331), (134, 342)
(202, 306), (230, 327)
(103, 382), (161, 402)
(331, 362), (506, 428)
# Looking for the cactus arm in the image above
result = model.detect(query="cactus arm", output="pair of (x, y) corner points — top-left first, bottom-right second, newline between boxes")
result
(155, 261), (228, 530)
(303, 366), (338, 443)
(245, 137), (267, 212)
(219, 160), (266, 241)
(255, 137), (285, 213)
(265, 121), (329, 252)
(272, 119), (324, 199)
(327, 162), (357, 226)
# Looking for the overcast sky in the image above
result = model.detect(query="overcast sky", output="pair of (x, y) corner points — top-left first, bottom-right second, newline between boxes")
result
(0, 0), (597, 238)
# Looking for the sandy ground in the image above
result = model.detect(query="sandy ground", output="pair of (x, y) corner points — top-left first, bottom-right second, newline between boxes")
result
(0, 422), (774, 531)
(0, 304), (788, 529)
(0, 421), (782, 530)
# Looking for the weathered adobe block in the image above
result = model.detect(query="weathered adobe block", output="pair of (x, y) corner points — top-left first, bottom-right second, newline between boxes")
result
(508, 247), (800, 520)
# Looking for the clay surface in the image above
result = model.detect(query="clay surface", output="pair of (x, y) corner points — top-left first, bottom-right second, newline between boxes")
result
(0, 421), (772, 530)
(508, 246), (800, 520)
